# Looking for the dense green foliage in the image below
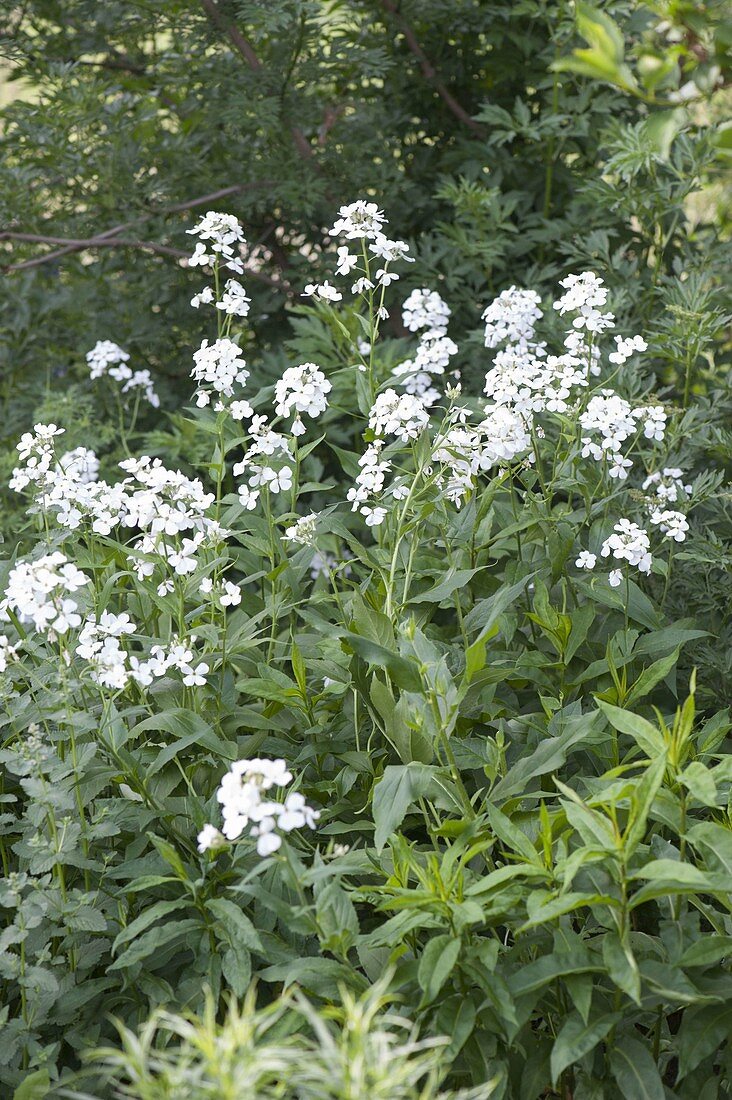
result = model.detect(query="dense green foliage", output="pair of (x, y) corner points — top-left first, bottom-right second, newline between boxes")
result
(1, 2), (732, 1099)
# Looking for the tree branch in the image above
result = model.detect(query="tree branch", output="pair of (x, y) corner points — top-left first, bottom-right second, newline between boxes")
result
(199, 0), (317, 164)
(380, 0), (485, 137)
(0, 182), (272, 271)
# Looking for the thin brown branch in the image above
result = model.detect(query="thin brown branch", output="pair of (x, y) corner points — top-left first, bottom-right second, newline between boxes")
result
(0, 182), (274, 272)
(2, 236), (188, 272)
(380, 0), (485, 137)
(199, 0), (317, 164)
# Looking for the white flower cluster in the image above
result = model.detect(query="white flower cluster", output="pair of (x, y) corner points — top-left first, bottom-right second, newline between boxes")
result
(368, 389), (430, 443)
(303, 280), (342, 303)
(393, 327), (458, 406)
(553, 272), (615, 333)
(9, 423), (65, 493)
(580, 391), (666, 480)
(198, 757), (319, 857)
(609, 334), (648, 364)
(284, 513), (319, 547)
(0, 553), (89, 638)
(186, 211), (245, 273)
(11, 426), (230, 594)
(191, 337), (250, 410)
(200, 576), (242, 609)
(326, 199), (413, 297)
(643, 467), (692, 505)
(86, 340), (159, 407)
(86, 340), (129, 380)
(233, 415), (294, 511)
(600, 519), (653, 587)
(274, 362), (332, 437)
(482, 287), (543, 349)
(187, 212), (252, 330)
(347, 441), (391, 526)
(649, 509), (689, 543)
(402, 288), (451, 335)
(76, 612), (209, 691)
(58, 447), (100, 485)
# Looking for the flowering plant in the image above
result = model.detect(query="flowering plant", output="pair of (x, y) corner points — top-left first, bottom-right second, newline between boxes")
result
(0, 203), (730, 1100)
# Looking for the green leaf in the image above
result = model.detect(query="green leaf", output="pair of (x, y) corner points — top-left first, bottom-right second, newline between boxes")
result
(596, 700), (664, 758)
(13, 1070), (50, 1100)
(109, 919), (200, 970)
(609, 1038), (665, 1100)
(629, 859), (732, 908)
(603, 931), (641, 1005)
(372, 764), (441, 852)
(463, 573), (535, 639)
(113, 899), (190, 953)
(624, 647), (680, 707)
(679, 935), (732, 969)
(624, 753), (668, 857)
(206, 898), (263, 951)
(551, 1012), (618, 1084)
(680, 762), (718, 807)
(678, 1004), (732, 1078)
(507, 951), (600, 997)
(410, 568), (483, 604)
(418, 933), (461, 1004)
(222, 944), (252, 997)
(134, 710), (235, 775)
(346, 634), (422, 693)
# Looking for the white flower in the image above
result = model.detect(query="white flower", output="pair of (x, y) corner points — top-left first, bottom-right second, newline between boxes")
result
(402, 288), (451, 336)
(211, 757), (317, 857)
(284, 513), (319, 547)
(575, 551), (596, 569)
(274, 363), (332, 432)
(650, 509), (689, 542)
(482, 287), (543, 349)
(608, 334), (647, 364)
(182, 661), (209, 687)
(197, 825), (226, 853)
(361, 505), (387, 527)
(642, 468), (692, 504)
(302, 281), (342, 302)
(351, 277), (374, 295)
(216, 279), (251, 317)
(368, 389), (429, 442)
(608, 568), (624, 587)
(86, 340), (129, 380)
(191, 338), (249, 407)
(600, 519), (652, 575)
(58, 447), (99, 485)
(553, 272), (614, 333)
(335, 246), (358, 276)
(0, 636), (19, 673)
(230, 399), (254, 421)
(186, 212), (245, 265)
(0, 552), (90, 639)
(238, 485), (260, 510)
(329, 200), (386, 240)
(191, 286), (214, 309)
(376, 268), (399, 287)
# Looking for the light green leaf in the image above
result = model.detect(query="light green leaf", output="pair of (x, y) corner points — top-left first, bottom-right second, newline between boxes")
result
(13, 1070), (50, 1100)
